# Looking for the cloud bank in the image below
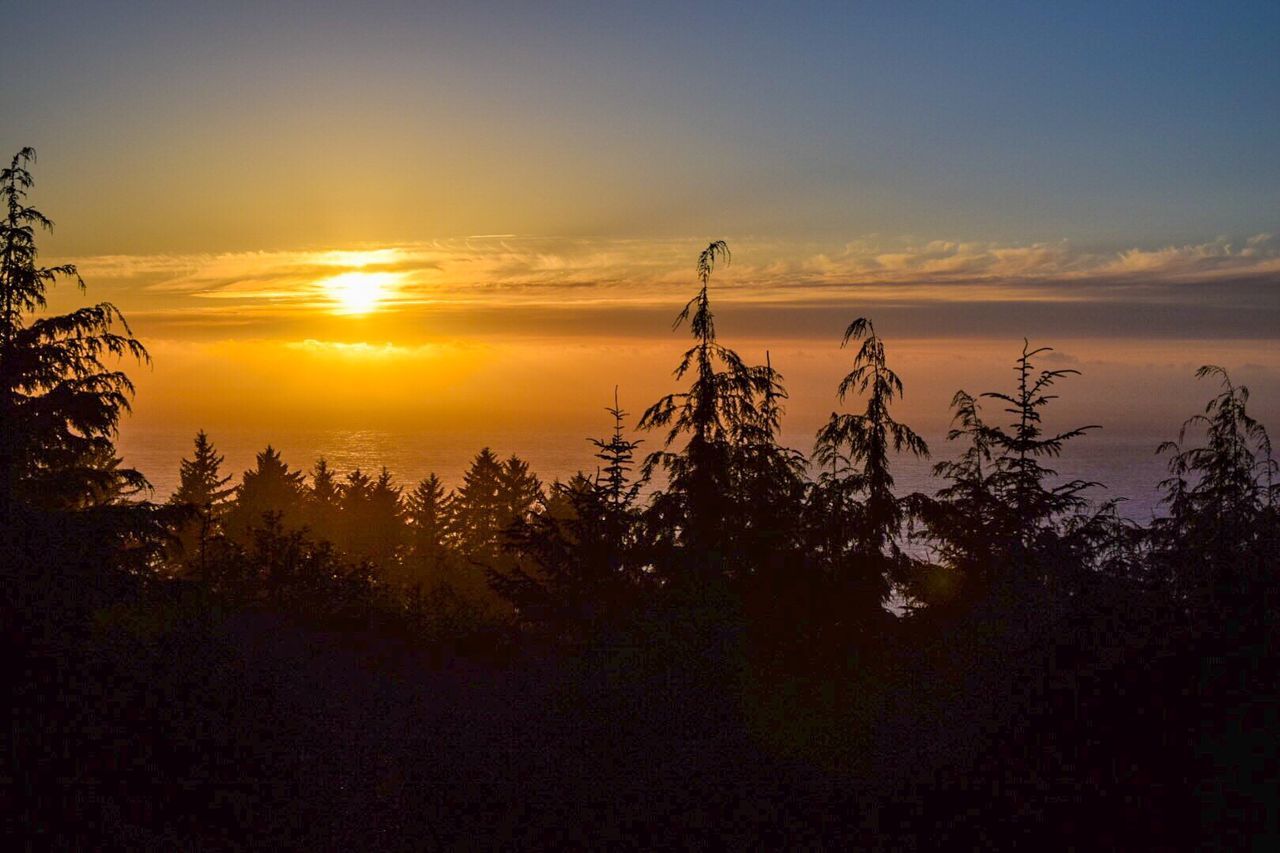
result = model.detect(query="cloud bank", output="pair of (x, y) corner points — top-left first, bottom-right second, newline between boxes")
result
(62, 234), (1280, 341)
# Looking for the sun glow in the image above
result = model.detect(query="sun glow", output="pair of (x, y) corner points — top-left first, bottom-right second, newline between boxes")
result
(322, 271), (399, 315)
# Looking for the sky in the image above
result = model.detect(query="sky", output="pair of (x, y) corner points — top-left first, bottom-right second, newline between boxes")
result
(3, 1), (1278, 494)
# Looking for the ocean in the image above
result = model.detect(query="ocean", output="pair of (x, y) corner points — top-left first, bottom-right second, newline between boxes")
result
(119, 425), (1177, 523)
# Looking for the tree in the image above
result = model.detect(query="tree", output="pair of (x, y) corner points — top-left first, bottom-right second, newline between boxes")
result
(493, 399), (652, 640)
(916, 342), (1099, 604)
(171, 430), (235, 510)
(449, 448), (507, 563)
(403, 473), (452, 582)
(367, 467), (406, 568)
(812, 318), (928, 612)
(305, 457), (343, 540)
(981, 341), (1098, 563)
(168, 430), (235, 571)
(907, 390), (1009, 604)
(224, 445), (306, 544)
(498, 455), (542, 530)
(1153, 366), (1278, 613)
(639, 241), (776, 577)
(0, 147), (149, 515)
(592, 387), (643, 515)
(733, 351), (807, 582)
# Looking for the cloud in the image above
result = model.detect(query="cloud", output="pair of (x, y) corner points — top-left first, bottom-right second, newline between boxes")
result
(60, 233), (1280, 341)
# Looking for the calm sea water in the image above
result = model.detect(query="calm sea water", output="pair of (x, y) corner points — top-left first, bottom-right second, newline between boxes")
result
(120, 425), (1176, 523)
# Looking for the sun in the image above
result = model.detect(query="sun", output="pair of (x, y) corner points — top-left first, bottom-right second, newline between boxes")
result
(322, 271), (398, 315)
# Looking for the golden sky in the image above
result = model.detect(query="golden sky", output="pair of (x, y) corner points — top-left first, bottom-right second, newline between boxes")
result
(32, 235), (1277, 450)
(7, 3), (1278, 491)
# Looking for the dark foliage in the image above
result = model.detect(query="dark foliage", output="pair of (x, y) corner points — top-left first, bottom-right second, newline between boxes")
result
(0, 148), (149, 515)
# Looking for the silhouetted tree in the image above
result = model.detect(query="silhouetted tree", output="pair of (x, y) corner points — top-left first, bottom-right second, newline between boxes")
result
(369, 467), (406, 567)
(498, 455), (542, 530)
(0, 147), (149, 515)
(449, 448), (505, 561)
(401, 473), (453, 584)
(168, 430), (235, 572)
(224, 446), (306, 544)
(493, 395), (653, 638)
(592, 387), (644, 514)
(1153, 366), (1278, 616)
(734, 351), (807, 587)
(306, 457), (343, 539)
(204, 511), (379, 622)
(812, 318), (928, 616)
(640, 241), (774, 579)
(493, 472), (651, 641)
(906, 390), (1009, 605)
(916, 342), (1099, 604)
(441, 448), (540, 610)
(982, 341), (1099, 553)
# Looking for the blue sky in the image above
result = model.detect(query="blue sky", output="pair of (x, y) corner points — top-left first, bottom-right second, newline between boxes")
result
(4, 1), (1277, 254)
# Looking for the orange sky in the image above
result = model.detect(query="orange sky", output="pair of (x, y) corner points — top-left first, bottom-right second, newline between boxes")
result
(30, 237), (1275, 453)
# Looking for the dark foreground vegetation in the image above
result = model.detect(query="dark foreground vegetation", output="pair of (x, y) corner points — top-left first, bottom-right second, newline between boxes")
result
(5, 150), (1279, 848)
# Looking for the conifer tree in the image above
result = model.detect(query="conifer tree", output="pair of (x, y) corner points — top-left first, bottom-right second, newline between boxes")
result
(306, 457), (343, 539)
(333, 467), (407, 567)
(405, 473), (451, 572)
(981, 341), (1098, 555)
(493, 472), (649, 640)
(592, 387), (643, 515)
(368, 467), (406, 568)
(225, 445), (306, 543)
(734, 351), (807, 579)
(338, 466), (375, 555)
(0, 148), (149, 515)
(1154, 366), (1278, 612)
(917, 343), (1100, 603)
(447, 449), (540, 565)
(911, 391), (1008, 595)
(171, 430), (235, 509)
(498, 455), (542, 528)
(591, 391), (648, 554)
(639, 241), (774, 574)
(169, 430), (235, 570)
(812, 318), (927, 612)
(450, 448), (506, 562)
(493, 400), (651, 640)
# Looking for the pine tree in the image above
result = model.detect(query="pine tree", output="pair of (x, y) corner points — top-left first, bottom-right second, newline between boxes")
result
(168, 430), (235, 571)
(492, 396), (655, 641)
(405, 473), (451, 572)
(492, 471), (648, 640)
(812, 318), (927, 612)
(916, 342), (1100, 604)
(306, 457), (343, 540)
(913, 391), (1008, 592)
(338, 467), (375, 556)
(1154, 366), (1277, 612)
(225, 445), (306, 543)
(734, 351), (807, 580)
(450, 448), (506, 562)
(592, 387), (643, 514)
(171, 430), (235, 509)
(368, 467), (406, 568)
(639, 241), (774, 575)
(498, 455), (542, 530)
(981, 341), (1099, 557)
(334, 466), (406, 567)
(0, 148), (149, 515)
